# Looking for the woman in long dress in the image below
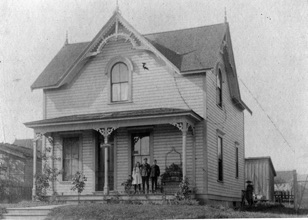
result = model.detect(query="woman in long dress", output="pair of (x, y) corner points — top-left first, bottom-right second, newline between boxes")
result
(132, 162), (142, 194)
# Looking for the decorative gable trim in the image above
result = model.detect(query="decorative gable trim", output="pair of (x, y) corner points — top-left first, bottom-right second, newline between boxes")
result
(44, 11), (181, 90)
(220, 24), (252, 115)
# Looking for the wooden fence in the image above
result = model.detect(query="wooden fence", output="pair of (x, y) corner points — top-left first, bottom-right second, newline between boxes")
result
(274, 191), (294, 203)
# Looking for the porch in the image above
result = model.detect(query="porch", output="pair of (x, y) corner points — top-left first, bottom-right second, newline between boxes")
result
(25, 108), (203, 199)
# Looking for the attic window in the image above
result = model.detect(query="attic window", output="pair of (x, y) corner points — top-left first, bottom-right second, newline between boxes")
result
(217, 69), (223, 107)
(106, 56), (133, 104)
(111, 62), (129, 102)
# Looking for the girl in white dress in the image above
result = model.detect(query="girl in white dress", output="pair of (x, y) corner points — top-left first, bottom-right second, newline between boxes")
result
(132, 162), (142, 194)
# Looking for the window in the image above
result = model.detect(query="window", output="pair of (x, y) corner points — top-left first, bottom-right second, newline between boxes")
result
(111, 62), (129, 102)
(217, 69), (222, 107)
(63, 137), (80, 181)
(132, 133), (150, 168)
(217, 136), (223, 181)
(235, 145), (239, 178)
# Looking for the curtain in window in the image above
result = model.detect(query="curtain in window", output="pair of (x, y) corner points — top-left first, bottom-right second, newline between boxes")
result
(111, 62), (129, 102)
(132, 134), (150, 166)
(63, 137), (79, 181)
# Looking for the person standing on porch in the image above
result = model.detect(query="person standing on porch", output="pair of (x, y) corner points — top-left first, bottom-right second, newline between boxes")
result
(140, 158), (151, 193)
(150, 159), (160, 193)
(132, 162), (142, 194)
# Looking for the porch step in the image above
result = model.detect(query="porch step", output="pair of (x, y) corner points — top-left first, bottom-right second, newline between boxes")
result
(57, 194), (175, 204)
(2, 205), (65, 220)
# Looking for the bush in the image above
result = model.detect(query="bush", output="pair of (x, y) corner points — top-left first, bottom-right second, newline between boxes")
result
(121, 175), (133, 194)
(71, 172), (87, 203)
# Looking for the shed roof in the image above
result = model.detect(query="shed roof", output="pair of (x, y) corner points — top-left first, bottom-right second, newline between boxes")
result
(25, 108), (202, 127)
(245, 156), (277, 176)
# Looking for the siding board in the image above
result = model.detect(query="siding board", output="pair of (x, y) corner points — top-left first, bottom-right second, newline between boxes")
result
(206, 56), (245, 200)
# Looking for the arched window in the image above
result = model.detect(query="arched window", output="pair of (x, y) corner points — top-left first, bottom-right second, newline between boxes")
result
(217, 69), (223, 107)
(111, 62), (129, 102)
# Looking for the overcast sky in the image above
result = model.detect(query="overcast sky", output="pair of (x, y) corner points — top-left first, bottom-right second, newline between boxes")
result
(0, 0), (307, 173)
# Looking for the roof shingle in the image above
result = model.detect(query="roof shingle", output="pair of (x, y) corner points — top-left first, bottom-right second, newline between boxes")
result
(31, 23), (226, 89)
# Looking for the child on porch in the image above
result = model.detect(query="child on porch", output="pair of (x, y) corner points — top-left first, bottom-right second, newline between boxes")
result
(132, 162), (142, 194)
(150, 159), (160, 193)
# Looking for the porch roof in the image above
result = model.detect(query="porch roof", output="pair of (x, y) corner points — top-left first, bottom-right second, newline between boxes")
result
(24, 108), (203, 133)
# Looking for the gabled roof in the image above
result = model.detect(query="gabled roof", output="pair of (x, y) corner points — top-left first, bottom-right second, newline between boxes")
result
(31, 42), (89, 90)
(30, 11), (251, 113)
(31, 11), (228, 90)
(144, 23), (226, 72)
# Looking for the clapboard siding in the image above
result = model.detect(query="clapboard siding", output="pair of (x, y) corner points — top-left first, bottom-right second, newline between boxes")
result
(115, 124), (196, 192)
(51, 131), (95, 195)
(45, 39), (204, 119)
(115, 128), (130, 191)
(206, 55), (245, 199)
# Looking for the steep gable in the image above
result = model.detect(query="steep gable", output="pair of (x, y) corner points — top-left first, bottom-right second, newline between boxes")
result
(30, 11), (250, 113)
(145, 23), (226, 72)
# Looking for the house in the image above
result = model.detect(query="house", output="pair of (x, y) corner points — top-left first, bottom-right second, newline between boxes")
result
(245, 157), (276, 201)
(0, 142), (41, 201)
(25, 9), (251, 205)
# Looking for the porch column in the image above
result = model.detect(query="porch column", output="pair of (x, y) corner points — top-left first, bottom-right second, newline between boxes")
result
(172, 122), (194, 180)
(32, 133), (42, 201)
(46, 136), (54, 194)
(98, 127), (116, 195)
(182, 125), (187, 179)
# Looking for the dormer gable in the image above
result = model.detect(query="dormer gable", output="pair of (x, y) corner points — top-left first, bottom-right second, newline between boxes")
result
(31, 11), (181, 90)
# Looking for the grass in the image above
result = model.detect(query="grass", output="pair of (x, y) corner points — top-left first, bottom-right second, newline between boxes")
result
(0, 200), (65, 208)
(45, 203), (308, 219)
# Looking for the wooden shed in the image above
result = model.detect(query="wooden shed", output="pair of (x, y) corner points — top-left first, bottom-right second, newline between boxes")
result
(245, 157), (276, 201)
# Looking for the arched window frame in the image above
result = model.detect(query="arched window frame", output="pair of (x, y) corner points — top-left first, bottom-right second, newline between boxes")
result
(105, 56), (133, 104)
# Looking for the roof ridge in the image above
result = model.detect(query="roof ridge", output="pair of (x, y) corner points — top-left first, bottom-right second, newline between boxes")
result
(143, 22), (226, 36)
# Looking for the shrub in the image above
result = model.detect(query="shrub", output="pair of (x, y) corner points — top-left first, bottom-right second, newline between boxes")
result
(175, 177), (191, 200)
(121, 175), (133, 194)
(71, 172), (87, 203)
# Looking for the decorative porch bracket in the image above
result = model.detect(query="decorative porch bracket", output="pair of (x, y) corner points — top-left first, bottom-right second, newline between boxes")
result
(32, 133), (43, 201)
(97, 127), (117, 195)
(170, 121), (195, 180)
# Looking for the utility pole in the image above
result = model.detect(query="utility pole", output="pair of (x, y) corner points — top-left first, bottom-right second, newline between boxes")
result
(293, 170), (298, 212)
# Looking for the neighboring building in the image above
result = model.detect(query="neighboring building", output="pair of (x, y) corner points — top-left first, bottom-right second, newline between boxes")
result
(25, 9), (251, 205)
(0, 142), (41, 187)
(245, 157), (276, 201)
(13, 139), (42, 153)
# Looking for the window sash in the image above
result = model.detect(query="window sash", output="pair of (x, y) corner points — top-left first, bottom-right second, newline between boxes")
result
(111, 62), (129, 102)
(235, 147), (239, 178)
(63, 137), (79, 181)
(132, 134), (150, 166)
(217, 70), (222, 106)
(217, 136), (223, 181)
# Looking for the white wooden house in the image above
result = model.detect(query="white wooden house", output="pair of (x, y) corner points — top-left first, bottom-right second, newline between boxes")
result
(25, 10), (251, 205)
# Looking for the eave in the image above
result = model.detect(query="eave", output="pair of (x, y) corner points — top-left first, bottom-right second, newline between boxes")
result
(24, 108), (203, 134)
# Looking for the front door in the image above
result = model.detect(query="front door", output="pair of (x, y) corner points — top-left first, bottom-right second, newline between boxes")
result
(96, 134), (114, 191)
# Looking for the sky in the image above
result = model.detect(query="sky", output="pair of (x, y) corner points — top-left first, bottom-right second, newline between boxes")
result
(0, 0), (307, 173)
